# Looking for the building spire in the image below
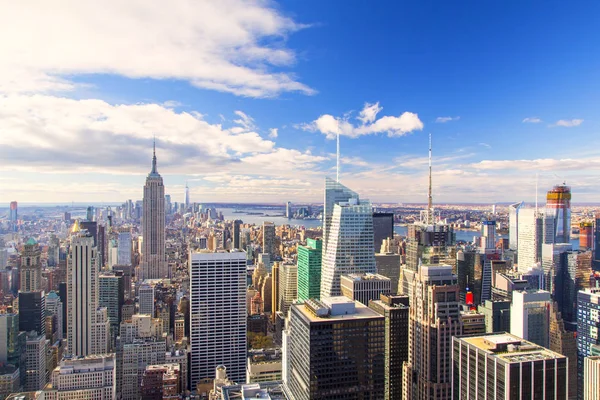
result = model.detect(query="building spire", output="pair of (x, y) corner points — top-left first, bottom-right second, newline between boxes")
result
(151, 136), (158, 174)
(427, 133), (433, 223)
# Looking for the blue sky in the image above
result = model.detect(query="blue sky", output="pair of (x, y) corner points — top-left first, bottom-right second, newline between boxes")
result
(1, 1), (600, 204)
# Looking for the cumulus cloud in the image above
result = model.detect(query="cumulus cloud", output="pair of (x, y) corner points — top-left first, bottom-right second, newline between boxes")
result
(268, 128), (279, 138)
(551, 119), (583, 127)
(0, 1), (314, 98)
(436, 116), (460, 123)
(300, 102), (423, 139)
(522, 117), (542, 123)
(0, 94), (340, 178)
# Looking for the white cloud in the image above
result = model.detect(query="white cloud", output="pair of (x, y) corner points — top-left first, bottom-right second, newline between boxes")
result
(435, 116), (460, 123)
(522, 117), (542, 123)
(268, 128), (279, 138)
(479, 143), (492, 149)
(469, 157), (600, 171)
(0, 1), (315, 98)
(357, 102), (383, 125)
(552, 119), (583, 127)
(301, 103), (423, 139)
(233, 110), (256, 130)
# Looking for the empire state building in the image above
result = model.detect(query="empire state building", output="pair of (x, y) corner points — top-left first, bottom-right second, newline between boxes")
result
(141, 141), (168, 279)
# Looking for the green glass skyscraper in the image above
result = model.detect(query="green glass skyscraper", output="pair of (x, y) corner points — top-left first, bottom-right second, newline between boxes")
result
(297, 238), (322, 301)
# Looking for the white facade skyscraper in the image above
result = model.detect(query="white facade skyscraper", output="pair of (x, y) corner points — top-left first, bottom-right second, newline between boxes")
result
(322, 178), (359, 254)
(320, 190), (375, 298)
(278, 263), (297, 316)
(141, 141), (168, 279)
(190, 251), (247, 388)
(517, 208), (554, 273)
(510, 289), (552, 348)
(67, 220), (109, 357)
(508, 201), (524, 250)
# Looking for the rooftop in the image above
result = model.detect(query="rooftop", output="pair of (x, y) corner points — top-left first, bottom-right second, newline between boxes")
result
(459, 333), (565, 363)
(342, 273), (390, 281)
(298, 297), (382, 322)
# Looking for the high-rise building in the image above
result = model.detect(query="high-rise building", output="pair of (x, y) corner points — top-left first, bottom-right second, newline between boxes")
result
(477, 300), (511, 333)
(190, 251), (247, 388)
(185, 182), (190, 209)
(549, 302), (578, 400)
(140, 363), (180, 400)
(517, 208), (554, 273)
(278, 263), (297, 317)
(139, 283), (155, 315)
(67, 220), (109, 357)
(20, 238), (42, 292)
(403, 265), (462, 400)
(510, 289), (551, 348)
(320, 189), (376, 298)
(283, 297), (385, 400)
(452, 333), (569, 399)
(120, 339), (167, 400)
(44, 354), (116, 400)
(45, 292), (63, 342)
(375, 253), (401, 295)
(373, 212), (394, 254)
(271, 262), (280, 323)
(322, 178), (359, 254)
(555, 250), (591, 332)
(508, 201), (524, 250)
(262, 222), (276, 258)
(233, 220), (242, 250)
(9, 201), (17, 223)
(117, 231), (132, 266)
(296, 238), (322, 301)
(577, 288), (600, 399)
(141, 141), (168, 280)
(584, 356), (600, 400)
(369, 294), (409, 400)
(0, 313), (25, 393)
(546, 184), (572, 244)
(542, 242), (573, 293)
(18, 291), (46, 337)
(594, 214), (600, 271)
(340, 273), (391, 306)
(285, 201), (292, 219)
(24, 332), (46, 391)
(99, 272), (124, 345)
(581, 222), (594, 250)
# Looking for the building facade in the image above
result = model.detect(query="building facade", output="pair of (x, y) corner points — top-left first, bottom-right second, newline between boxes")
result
(44, 354), (116, 400)
(340, 273), (391, 306)
(297, 238), (322, 301)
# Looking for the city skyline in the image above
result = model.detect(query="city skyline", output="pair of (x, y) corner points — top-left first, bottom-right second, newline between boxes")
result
(2, 1), (600, 204)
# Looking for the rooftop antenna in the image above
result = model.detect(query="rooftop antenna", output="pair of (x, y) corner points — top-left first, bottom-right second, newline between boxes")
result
(336, 131), (340, 183)
(428, 133), (433, 223)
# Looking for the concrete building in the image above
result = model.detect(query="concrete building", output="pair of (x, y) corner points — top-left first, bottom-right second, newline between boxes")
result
(262, 222), (276, 258)
(403, 265), (462, 400)
(166, 348), (189, 393)
(117, 231), (132, 266)
(375, 253), (401, 295)
(283, 297), (384, 400)
(340, 273), (391, 306)
(190, 251), (247, 388)
(278, 263), (297, 317)
(510, 290), (551, 348)
(246, 349), (282, 383)
(67, 220), (109, 356)
(517, 208), (554, 273)
(140, 363), (180, 400)
(20, 238), (42, 292)
(577, 288), (600, 399)
(99, 272), (124, 344)
(320, 191), (376, 298)
(478, 300), (511, 333)
(120, 339), (167, 400)
(549, 302), (577, 400)
(368, 294), (409, 400)
(373, 212), (394, 255)
(24, 333), (46, 391)
(220, 381), (287, 400)
(584, 356), (600, 400)
(139, 283), (155, 315)
(452, 333), (569, 399)
(44, 354), (116, 400)
(296, 238), (322, 301)
(141, 141), (168, 279)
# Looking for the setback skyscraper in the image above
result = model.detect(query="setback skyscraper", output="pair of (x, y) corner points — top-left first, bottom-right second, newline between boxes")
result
(20, 238), (41, 292)
(141, 141), (168, 280)
(546, 184), (572, 244)
(508, 201), (524, 250)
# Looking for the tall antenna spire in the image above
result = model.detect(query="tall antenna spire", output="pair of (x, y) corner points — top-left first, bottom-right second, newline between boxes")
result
(336, 131), (340, 183)
(151, 135), (158, 174)
(428, 133), (433, 218)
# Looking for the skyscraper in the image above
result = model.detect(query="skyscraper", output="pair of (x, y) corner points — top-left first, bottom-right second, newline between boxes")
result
(510, 289), (551, 348)
(278, 263), (297, 317)
(9, 201), (17, 231)
(594, 213), (600, 271)
(508, 201), (524, 250)
(546, 184), (572, 244)
(285, 201), (292, 219)
(452, 333), (569, 399)
(262, 222), (276, 257)
(233, 220), (242, 250)
(296, 238), (322, 301)
(67, 220), (109, 356)
(340, 273), (391, 306)
(184, 182), (190, 209)
(403, 265), (462, 400)
(141, 141), (167, 280)
(117, 230), (132, 266)
(45, 354), (116, 400)
(283, 297), (385, 399)
(577, 288), (600, 399)
(517, 208), (554, 273)
(20, 238), (41, 292)
(190, 251), (247, 388)
(320, 192), (376, 298)
(580, 222), (593, 250)
(373, 212), (394, 254)
(322, 177), (359, 253)
(18, 291), (46, 337)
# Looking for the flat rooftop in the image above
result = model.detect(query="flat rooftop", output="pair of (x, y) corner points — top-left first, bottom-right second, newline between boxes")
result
(297, 298), (382, 322)
(460, 333), (565, 363)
